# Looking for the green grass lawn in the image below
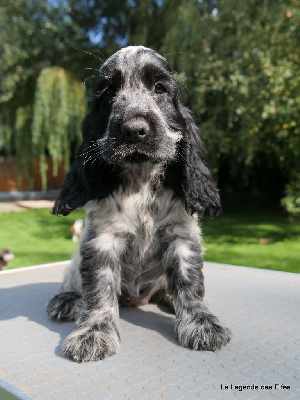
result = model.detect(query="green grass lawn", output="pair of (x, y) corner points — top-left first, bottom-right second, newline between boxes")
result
(0, 208), (85, 269)
(0, 203), (299, 273)
(202, 201), (300, 273)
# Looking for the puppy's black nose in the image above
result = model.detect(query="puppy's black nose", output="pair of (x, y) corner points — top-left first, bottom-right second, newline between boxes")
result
(121, 118), (150, 143)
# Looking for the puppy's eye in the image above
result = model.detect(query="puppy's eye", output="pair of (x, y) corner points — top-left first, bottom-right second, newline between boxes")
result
(154, 83), (166, 94)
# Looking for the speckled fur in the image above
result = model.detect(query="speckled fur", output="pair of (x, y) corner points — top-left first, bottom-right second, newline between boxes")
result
(47, 46), (231, 362)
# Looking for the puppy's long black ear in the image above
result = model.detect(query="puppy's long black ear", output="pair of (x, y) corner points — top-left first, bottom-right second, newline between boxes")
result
(52, 143), (89, 216)
(182, 107), (221, 217)
(52, 113), (122, 216)
(165, 106), (221, 218)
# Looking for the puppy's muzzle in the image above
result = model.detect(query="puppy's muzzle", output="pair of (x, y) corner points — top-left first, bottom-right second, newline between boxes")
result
(121, 118), (150, 144)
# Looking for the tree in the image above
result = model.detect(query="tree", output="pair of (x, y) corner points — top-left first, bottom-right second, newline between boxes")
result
(0, 0), (299, 215)
(144, 0), (300, 215)
(0, 0), (86, 188)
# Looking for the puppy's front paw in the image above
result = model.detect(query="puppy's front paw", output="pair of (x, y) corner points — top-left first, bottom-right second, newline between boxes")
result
(175, 312), (231, 352)
(63, 318), (120, 362)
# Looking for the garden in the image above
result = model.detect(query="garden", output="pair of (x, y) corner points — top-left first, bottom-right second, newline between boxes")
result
(1, 198), (299, 273)
(0, 2), (299, 398)
(0, 0), (299, 273)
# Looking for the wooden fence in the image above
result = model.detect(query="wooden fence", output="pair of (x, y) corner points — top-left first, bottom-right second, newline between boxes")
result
(0, 157), (66, 191)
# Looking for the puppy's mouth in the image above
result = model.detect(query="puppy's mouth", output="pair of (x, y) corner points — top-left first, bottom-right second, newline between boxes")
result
(96, 125), (177, 164)
(124, 153), (150, 163)
(113, 144), (154, 163)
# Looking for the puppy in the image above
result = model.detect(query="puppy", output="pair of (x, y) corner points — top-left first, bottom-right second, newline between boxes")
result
(47, 46), (231, 362)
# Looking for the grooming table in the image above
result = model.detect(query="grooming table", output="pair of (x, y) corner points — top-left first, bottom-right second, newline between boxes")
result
(0, 261), (299, 399)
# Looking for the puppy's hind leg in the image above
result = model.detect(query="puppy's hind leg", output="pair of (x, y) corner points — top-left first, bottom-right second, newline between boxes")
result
(47, 252), (83, 321)
(47, 291), (84, 321)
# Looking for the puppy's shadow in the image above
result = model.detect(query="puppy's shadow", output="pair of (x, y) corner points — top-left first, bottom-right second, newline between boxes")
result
(0, 282), (178, 360)
(0, 282), (75, 359)
(120, 305), (177, 345)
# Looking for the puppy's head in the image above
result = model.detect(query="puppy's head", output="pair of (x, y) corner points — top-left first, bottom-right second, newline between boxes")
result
(53, 46), (221, 218)
(84, 46), (184, 164)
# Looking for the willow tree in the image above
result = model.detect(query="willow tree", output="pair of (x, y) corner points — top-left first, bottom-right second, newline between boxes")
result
(32, 67), (86, 189)
(0, 0), (89, 190)
(0, 67), (86, 190)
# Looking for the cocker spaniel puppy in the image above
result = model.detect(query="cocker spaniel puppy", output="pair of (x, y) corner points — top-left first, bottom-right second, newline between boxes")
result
(47, 46), (231, 362)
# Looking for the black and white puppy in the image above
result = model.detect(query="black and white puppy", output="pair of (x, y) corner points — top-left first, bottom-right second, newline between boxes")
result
(47, 46), (231, 362)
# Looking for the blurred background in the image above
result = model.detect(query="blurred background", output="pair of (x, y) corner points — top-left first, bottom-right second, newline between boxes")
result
(0, 0), (299, 272)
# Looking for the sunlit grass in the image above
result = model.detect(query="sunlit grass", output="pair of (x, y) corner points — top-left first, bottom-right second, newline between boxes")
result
(202, 202), (300, 273)
(1, 208), (85, 269)
(0, 203), (299, 273)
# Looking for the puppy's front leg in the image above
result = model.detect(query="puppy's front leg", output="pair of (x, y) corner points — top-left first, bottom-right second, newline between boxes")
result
(164, 230), (231, 352)
(63, 234), (122, 362)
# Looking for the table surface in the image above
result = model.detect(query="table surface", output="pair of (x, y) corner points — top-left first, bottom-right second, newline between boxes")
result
(0, 261), (299, 400)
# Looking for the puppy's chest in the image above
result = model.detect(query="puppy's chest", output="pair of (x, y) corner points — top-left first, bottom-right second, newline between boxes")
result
(88, 185), (182, 266)
(116, 188), (165, 251)
(94, 185), (175, 259)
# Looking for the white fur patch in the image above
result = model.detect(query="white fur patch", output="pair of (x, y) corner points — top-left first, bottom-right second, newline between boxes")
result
(93, 232), (127, 258)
